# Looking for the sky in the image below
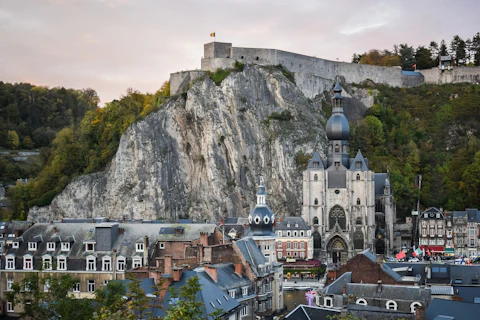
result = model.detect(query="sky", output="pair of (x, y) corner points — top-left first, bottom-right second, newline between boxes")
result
(1, 0), (479, 104)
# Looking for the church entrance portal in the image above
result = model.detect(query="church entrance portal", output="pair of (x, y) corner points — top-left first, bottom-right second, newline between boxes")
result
(327, 237), (348, 265)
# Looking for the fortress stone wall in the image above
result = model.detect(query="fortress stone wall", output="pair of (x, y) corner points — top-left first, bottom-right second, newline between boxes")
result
(170, 42), (480, 96)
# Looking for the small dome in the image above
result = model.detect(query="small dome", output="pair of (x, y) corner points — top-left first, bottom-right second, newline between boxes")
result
(326, 114), (350, 140)
(248, 206), (275, 236)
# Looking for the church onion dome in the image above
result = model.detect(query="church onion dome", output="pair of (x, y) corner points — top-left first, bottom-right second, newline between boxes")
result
(326, 80), (350, 140)
(247, 177), (275, 236)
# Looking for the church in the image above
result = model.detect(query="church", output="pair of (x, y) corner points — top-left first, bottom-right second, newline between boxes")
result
(301, 80), (395, 264)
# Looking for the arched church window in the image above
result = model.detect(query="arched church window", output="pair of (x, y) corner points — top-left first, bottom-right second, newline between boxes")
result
(357, 198), (361, 205)
(313, 231), (321, 248)
(335, 144), (340, 152)
(356, 217), (362, 225)
(329, 205), (346, 230)
(313, 217), (319, 225)
(356, 173), (360, 181)
(314, 198), (318, 205)
(354, 231), (364, 249)
(314, 174), (318, 181)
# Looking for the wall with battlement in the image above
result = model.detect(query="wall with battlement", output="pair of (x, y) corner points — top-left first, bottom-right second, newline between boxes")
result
(170, 70), (206, 96)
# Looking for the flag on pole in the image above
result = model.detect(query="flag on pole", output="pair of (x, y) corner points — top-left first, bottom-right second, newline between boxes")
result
(427, 249), (431, 256)
(413, 63), (417, 70)
(210, 33), (215, 37)
(396, 250), (406, 260)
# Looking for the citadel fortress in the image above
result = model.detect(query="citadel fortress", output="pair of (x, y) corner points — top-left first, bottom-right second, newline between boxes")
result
(171, 41), (480, 97)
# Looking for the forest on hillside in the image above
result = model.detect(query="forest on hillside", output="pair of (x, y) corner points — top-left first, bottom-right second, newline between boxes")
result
(1, 82), (170, 220)
(352, 32), (480, 70)
(349, 83), (480, 217)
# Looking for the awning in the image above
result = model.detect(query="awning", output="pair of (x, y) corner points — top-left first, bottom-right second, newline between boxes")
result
(420, 245), (445, 253)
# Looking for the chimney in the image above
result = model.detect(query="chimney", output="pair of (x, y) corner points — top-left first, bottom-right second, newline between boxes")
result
(235, 263), (243, 277)
(143, 235), (149, 267)
(377, 280), (382, 293)
(200, 232), (208, 247)
(415, 305), (426, 320)
(164, 255), (173, 275)
(204, 265), (218, 282)
(172, 267), (183, 282)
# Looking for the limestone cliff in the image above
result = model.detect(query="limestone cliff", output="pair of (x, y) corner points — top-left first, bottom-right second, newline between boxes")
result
(29, 65), (331, 222)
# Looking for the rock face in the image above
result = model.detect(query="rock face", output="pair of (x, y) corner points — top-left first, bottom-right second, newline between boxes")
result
(29, 65), (332, 222)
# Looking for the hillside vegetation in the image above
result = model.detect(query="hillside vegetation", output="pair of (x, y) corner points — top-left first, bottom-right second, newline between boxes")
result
(349, 82), (480, 217)
(3, 82), (170, 220)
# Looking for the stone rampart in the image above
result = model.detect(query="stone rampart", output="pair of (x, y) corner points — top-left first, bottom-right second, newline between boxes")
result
(401, 74), (424, 87)
(170, 70), (206, 96)
(420, 66), (480, 85)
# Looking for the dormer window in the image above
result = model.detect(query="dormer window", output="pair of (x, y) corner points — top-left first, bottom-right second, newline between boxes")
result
(61, 242), (70, 251)
(229, 289), (235, 298)
(117, 256), (126, 272)
(132, 256), (142, 268)
(85, 243), (95, 252)
(42, 255), (52, 270)
(102, 256), (112, 271)
(28, 242), (37, 251)
(242, 286), (248, 296)
(136, 243), (144, 252)
(12, 242), (19, 249)
(287, 223), (290, 228)
(24, 255), (33, 270)
(57, 256), (67, 271)
(356, 161), (361, 169)
(47, 242), (55, 251)
(86, 256), (96, 271)
(6, 255), (15, 270)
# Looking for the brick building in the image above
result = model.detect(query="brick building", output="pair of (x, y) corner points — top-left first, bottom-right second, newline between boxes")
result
(275, 216), (313, 261)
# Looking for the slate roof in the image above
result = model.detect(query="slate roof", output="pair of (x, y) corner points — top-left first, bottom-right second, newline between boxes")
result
(349, 150), (369, 171)
(426, 298), (480, 320)
(235, 238), (271, 277)
(196, 263), (252, 294)
(453, 286), (480, 303)
(157, 270), (240, 319)
(285, 305), (340, 320)
(449, 264), (480, 285)
(276, 216), (310, 230)
(322, 272), (351, 294)
(429, 286), (454, 295)
(307, 151), (326, 169)
(346, 283), (430, 302)
(374, 173), (388, 196)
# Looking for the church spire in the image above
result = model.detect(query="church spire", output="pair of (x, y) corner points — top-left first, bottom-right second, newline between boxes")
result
(256, 176), (266, 206)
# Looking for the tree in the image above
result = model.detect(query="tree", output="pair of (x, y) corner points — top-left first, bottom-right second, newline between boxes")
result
(461, 151), (480, 205)
(414, 46), (435, 69)
(7, 273), (95, 320)
(6, 130), (20, 149)
(450, 35), (467, 65)
(398, 43), (415, 70)
(472, 32), (480, 66)
(439, 40), (448, 56)
(22, 135), (35, 149)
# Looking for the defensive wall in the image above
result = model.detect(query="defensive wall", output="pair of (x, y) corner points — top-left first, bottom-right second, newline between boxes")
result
(170, 42), (480, 97)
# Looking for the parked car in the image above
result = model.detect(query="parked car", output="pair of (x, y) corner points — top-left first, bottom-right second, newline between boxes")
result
(408, 257), (419, 262)
(454, 258), (466, 265)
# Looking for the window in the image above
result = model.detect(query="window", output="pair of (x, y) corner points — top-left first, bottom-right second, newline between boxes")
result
(277, 231), (282, 237)
(86, 256), (96, 271)
(410, 302), (422, 313)
(355, 161), (361, 169)
(300, 251), (305, 258)
(264, 245), (270, 251)
(6, 256), (15, 270)
(293, 231), (297, 237)
(136, 243), (144, 252)
(335, 162), (340, 167)
(287, 231), (291, 237)
(102, 256), (112, 271)
(287, 242), (291, 249)
(422, 228), (427, 237)
(314, 174), (318, 181)
(300, 242), (305, 249)
(57, 257), (67, 271)
(28, 242), (37, 251)
(335, 144), (340, 152)
(357, 198), (361, 205)
(133, 257), (142, 268)
(240, 306), (248, 316)
(61, 242), (70, 251)
(356, 298), (367, 305)
(300, 231), (304, 237)
(87, 280), (95, 293)
(229, 290), (235, 298)
(356, 173), (360, 180)
(7, 301), (14, 312)
(85, 243), (95, 252)
(43, 256), (52, 270)
(430, 229), (435, 237)
(159, 242), (165, 249)
(7, 278), (13, 291)
(24, 256), (33, 270)
(12, 242), (19, 248)
(294, 242), (298, 249)
(47, 242), (55, 251)
(117, 257), (126, 272)
(470, 239), (475, 246)
(242, 286), (248, 296)
(324, 297), (333, 307)
(277, 251), (282, 259)
(73, 282), (80, 292)
(386, 300), (398, 310)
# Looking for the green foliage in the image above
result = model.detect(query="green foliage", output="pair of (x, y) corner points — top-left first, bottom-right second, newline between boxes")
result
(207, 68), (231, 85)
(295, 150), (311, 170)
(6, 130), (20, 149)
(268, 110), (293, 121)
(275, 64), (295, 83)
(350, 83), (480, 217)
(327, 313), (364, 320)
(5, 84), (169, 218)
(233, 60), (245, 72)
